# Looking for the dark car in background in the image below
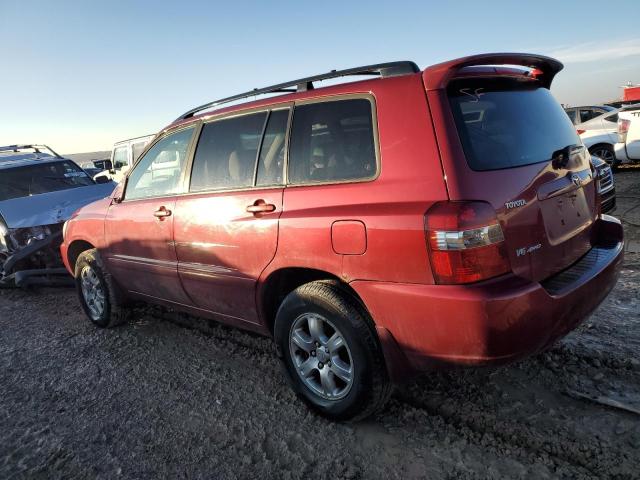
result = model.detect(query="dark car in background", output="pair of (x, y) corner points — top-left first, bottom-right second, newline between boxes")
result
(591, 155), (616, 213)
(0, 145), (116, 287)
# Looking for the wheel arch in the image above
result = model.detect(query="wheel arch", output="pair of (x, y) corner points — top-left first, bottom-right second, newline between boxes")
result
(67, 240), (96, 275)
(259, 267), (366, 336)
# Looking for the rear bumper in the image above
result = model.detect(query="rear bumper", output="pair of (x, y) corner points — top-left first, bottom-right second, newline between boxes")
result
(351, 216), (623, 377)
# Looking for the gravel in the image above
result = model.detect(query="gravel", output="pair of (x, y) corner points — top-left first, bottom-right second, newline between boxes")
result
(1, 169), (640, 479)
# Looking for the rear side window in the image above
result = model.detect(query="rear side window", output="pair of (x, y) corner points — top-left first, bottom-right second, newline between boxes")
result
(190, 112), (267, 192)
(448, 78), (580, 171)
(256, 109), (289, 186)
(604, 113), (619, 124)
(288, 99), (377, 184)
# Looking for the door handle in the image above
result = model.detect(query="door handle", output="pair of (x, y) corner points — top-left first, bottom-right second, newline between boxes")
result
(246, 200), (276, 214)
(153, 206), (172, 219)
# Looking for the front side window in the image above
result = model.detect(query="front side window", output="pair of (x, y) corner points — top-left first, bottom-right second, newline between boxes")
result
(288, 99), (377, 184)
(125, 127), (194, 200)
(113, 146), (128, 169)
(190, 112), (267, 192)
(579, 109), (598, 123)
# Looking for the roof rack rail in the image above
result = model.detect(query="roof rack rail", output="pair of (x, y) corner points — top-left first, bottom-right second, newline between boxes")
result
(175, 61), (420, 122)
(0, 144), (63, 158)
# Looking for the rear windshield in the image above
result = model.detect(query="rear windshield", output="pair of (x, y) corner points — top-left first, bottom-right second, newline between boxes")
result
(448, 78), (580, 171)
(0, 160), (94, 201)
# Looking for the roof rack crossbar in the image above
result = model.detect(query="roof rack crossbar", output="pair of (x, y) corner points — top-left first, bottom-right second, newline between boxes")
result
(175, 61), (420, 122)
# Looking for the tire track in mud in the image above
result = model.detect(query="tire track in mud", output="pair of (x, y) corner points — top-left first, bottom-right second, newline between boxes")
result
(116, 274), (640, 478)
(393, 383), (631, 478)
(2, 255), (640, 479)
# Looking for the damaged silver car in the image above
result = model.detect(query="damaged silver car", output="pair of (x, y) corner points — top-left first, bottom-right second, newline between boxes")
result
(0, 145), (116, 287)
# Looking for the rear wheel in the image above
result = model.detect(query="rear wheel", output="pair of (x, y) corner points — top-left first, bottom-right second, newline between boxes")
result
(75, 249), (130, 328)
(274, 280), (392, 421)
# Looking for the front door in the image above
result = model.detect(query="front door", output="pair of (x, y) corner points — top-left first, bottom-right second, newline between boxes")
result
(174, 108), (290, 324)
(104, 125), (196, 305)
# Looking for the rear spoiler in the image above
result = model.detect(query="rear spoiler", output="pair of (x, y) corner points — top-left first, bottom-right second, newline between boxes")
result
(423, 53), (563, 90)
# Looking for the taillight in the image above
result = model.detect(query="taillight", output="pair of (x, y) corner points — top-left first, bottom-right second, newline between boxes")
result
(618, 118), (631, 143)
(576, 129), (586, 135)
(425, 201), (511, 284)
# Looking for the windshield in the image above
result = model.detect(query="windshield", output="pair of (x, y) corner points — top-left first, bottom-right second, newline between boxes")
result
(0, 160), (94, 201)
(448, 78), (580, 171)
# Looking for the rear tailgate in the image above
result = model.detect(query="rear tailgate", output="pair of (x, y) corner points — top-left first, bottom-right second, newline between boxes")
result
(424, 54), (598, 283)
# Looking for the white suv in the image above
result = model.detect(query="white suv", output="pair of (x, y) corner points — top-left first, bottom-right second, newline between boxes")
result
(95, 134), (155, 183)
(615, 105), (640, 164)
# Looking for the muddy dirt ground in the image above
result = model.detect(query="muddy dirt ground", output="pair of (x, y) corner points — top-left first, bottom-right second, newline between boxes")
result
(1, 168), (639, 479)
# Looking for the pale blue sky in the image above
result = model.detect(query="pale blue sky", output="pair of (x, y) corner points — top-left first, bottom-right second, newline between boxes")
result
(1, 0), (639, 153)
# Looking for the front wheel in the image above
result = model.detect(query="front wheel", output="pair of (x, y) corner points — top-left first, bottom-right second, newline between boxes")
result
(274, 281), (392, 421)
(75, 249), (130, 328)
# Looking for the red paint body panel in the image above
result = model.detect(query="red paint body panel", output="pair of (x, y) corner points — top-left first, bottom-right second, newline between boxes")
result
(104, 197), (193, 305)
(61, 196), (112, 273)
(352, 217), (623, 370)
(173, 188), (283, 324)
(60, 53), (624, 384)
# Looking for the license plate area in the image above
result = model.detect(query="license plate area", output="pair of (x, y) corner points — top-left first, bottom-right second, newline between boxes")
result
(540, 187), (592, 245)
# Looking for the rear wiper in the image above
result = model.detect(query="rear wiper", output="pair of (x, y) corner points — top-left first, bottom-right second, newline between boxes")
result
(551, 144), (582, 169)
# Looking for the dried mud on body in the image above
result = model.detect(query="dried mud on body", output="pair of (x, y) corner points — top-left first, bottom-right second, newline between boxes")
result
(2, 169), (640, 479)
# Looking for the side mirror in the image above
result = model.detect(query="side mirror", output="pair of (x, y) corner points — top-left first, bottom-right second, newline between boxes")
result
(95, 175), (110, 184)
(114, 161), (125, 170)
(110, 181), (126, 204)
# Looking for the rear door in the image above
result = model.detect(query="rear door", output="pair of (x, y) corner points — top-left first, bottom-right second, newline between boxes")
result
(173, 107), (290, 325)
(433, 75), (598, 282)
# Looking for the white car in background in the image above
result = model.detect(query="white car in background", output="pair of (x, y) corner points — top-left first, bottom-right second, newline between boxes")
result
(574, 109), (620, 166)
(615, 104), (640, 164)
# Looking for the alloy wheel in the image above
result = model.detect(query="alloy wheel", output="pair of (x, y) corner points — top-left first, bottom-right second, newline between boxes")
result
(592, 148), (615, 163)
(80, 265), (105, 321)
(289, 313), (354, 400)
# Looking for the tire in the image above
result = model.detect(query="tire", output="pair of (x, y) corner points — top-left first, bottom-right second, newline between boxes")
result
(589, 144), (615, 165)
(274, 280), (392, 421)
(74, 248), (130, 328)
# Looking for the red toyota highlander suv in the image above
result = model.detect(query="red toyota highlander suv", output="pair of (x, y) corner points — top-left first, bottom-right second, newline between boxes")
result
(61, 53), (623, 421)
